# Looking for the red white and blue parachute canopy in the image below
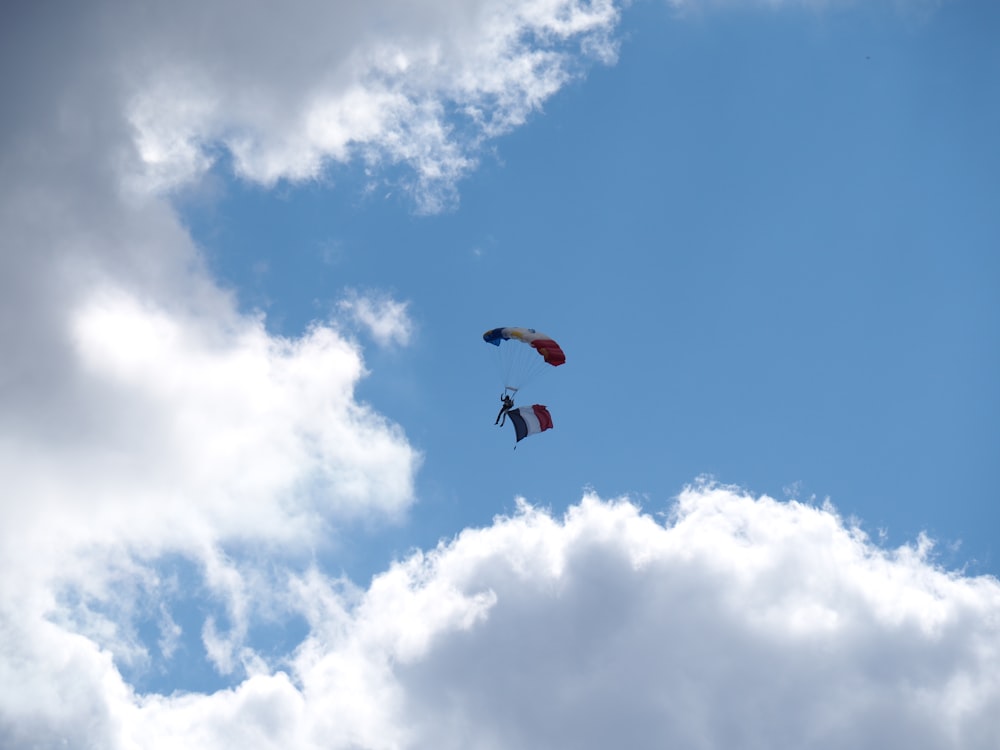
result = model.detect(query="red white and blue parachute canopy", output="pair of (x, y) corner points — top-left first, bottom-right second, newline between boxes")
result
(507, 404), (554, 442)
(482, 327), (566, 367)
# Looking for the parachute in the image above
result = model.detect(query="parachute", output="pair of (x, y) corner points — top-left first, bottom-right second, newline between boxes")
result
(507, 404), (554, 443)
(484, 326), (563, 444)
(483, 327), (565, 394)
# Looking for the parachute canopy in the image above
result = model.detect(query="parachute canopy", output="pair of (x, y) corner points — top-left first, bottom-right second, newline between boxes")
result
(508, 404), (553, 442)
(483, 326), (565, 394)
(482, 327), (566, 367)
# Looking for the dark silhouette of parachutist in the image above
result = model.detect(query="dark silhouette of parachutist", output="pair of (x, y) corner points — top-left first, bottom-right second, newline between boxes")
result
(495, 393), (514, 426)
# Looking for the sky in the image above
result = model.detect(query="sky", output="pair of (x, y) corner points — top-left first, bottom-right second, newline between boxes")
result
(1, 0), (998, 748)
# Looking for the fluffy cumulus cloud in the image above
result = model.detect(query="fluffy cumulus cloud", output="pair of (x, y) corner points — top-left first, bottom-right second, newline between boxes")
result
(4, 487), (999, 749)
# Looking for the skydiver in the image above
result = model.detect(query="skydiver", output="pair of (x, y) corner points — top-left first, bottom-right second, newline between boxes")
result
(495, 393), (514, 426)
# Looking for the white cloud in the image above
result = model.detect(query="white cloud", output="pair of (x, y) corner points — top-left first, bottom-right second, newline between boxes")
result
(4, 487), (998, 749)
(339, 290), (415, 348)
(0, 276), (421, 680)
(1, 285), (418, 551)
(105, 0), (623, 209)
(1, 7), (422, 736)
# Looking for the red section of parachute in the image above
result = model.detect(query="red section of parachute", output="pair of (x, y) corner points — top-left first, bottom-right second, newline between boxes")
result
(531, 338), (565, 366)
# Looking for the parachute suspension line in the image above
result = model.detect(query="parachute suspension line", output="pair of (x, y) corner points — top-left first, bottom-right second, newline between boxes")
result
(492, 336), (549, 397)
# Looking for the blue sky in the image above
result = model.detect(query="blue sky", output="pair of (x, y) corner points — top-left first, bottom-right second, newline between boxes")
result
(1, 1), (999, 748)
(185, 0), (999, 572)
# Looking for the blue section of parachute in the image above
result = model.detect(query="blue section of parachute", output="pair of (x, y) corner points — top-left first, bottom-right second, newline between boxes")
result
(483, 327), (539, 347)
(483, 328), (504, 346)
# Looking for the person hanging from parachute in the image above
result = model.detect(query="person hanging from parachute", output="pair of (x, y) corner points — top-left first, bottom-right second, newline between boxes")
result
(483, 327), (564, 442)
(495, 392), (515, 426)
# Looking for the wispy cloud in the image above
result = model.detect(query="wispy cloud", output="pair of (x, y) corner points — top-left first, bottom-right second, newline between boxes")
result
(111, 0), (623, 210)
(338, 290), (415, 348)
